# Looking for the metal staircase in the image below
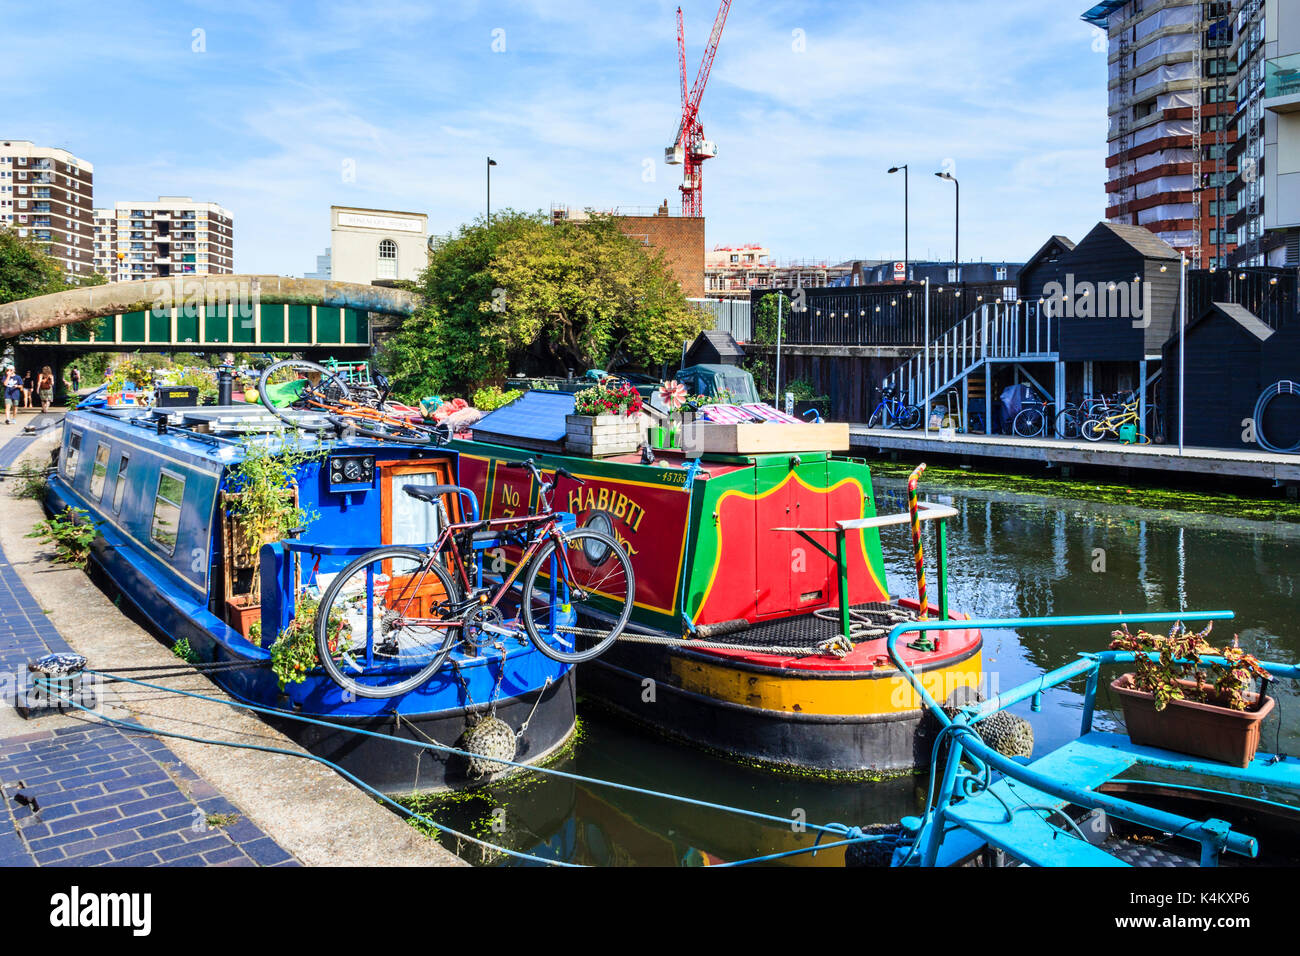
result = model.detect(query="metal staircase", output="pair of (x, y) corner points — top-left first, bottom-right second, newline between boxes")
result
(882, 300), (1057, 424)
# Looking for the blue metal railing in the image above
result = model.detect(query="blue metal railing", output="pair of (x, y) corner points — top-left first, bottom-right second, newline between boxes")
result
(881, 610), (1300, 867)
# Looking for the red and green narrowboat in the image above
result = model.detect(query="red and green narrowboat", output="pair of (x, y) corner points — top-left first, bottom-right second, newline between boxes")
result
(448, 390), (982, 777)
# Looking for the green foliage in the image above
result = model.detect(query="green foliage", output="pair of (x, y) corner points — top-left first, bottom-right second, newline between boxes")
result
(172, 638), (200, 664)
(750, 293), (787, 346)
(574, 379), (643, 416)
(105, 357), (155, 395)
(170, 367), (218, 403)
(0, 229), (65, 306)
(269, 596), (339, 689)
(1109, 622), (1271, 712)
(27, 507), (99, 568)
(379, 211), (707, 400)
(8, 459), (49, 500)
(225, 436), (321, 603)
(471, 385), (522, 411)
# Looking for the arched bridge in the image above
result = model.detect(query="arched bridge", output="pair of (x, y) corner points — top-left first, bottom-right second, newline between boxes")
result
(2, 275), (420, 350)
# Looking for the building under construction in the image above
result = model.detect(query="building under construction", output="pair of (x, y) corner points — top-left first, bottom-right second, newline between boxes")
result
(1084, 1), (1237, 267)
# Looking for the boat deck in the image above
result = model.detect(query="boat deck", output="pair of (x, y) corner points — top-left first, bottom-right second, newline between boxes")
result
(934, 731), (1300, 867)
(689, 600), (981, 673)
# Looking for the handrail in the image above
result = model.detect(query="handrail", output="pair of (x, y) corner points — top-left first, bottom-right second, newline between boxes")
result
(879, 610), (1276, 867)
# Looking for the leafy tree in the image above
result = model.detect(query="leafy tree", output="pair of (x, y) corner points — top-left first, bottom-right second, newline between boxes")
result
(0, 228), (66, 305)
(1, 230), (107, 347)
(379, 210), (707, 400)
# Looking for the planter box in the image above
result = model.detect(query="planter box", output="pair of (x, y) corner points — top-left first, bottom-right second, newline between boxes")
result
(565, 413), (644, 458)
(105, 391), (148, 407)
(226, 596), (261, 641)
(680, 421), (850, 456)
(1111, 673), (1274, 768)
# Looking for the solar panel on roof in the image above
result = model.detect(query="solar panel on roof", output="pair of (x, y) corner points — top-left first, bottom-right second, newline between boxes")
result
(472, 390), (575, 442)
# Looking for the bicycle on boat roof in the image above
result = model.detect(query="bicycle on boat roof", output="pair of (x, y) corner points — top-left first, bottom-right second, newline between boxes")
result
(312, 458), (636, 699)
(256, 358), (448, 444)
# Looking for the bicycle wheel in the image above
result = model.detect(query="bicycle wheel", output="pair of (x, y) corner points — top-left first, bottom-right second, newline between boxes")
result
(1055, 407), (1080, 440)
(867, 407), (886, 429)
(1080, 418), (1110, 442)
(258, 359), (352, 430)
(520, 530), (634, 663)
(900, 404), (923, 430)
(1013, 407), (1044, 438)
(315, 546), (461, 698)
(328, 412), (432, 444)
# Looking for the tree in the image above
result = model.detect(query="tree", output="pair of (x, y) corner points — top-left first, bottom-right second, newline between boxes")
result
(0, 228), (66, 305)
(1, 230), (107, 349)
(379, 211), (708, 400)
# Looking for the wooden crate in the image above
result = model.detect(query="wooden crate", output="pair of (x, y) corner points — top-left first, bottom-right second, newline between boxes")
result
(565, 413), (644, 457)
(680, 421), (850, 456)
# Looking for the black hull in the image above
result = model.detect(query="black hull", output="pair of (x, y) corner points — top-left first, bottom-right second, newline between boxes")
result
(583, 643), (935, 777)
(269, 673), (578, 795)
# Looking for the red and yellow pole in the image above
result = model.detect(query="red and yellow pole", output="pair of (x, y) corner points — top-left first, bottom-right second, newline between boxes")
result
(907, 463), (928, 620)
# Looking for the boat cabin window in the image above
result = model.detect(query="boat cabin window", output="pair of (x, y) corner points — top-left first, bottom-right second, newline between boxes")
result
(90, 442), (111, 501)
(150, 469), (186, 556)
(112, 453), (130, 514)
(63, 431), (82, 479)
(380, 460), (459, 546)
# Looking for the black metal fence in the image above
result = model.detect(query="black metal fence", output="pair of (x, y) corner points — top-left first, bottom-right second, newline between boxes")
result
(1186, 267), (1298, 332)
(749, 282), (1015, 347)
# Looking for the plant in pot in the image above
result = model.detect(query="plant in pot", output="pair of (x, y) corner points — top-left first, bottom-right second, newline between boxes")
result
(222, 435), (320, 639)
(567, 378), (644, 457)
(105, 358), (155, 407)
(1108, 621), (1274, 767)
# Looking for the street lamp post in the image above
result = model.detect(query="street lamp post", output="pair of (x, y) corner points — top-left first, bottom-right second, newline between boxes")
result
(888, 165), (908, 278)
(487, 157), (498, 224)
(935, 171), (959, 282)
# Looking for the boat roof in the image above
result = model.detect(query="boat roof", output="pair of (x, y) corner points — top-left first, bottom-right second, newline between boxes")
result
(65, 404), (424, 467)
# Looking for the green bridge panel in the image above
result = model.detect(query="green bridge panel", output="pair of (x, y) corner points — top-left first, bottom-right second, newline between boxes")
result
(204, 305), (228, 344)
(287, 305), (313, 344)
(121, 311), (147, 343)
(176, 309), (200, 345)
(149, 308), (171, 343)
(260, 304), (285, 343)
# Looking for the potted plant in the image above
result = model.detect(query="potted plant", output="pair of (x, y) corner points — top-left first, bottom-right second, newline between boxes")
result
(655, 379), (688, 448)
(566, 378), (645, 457)
(105, 358), (155, 407)
(1108, 622), (1274, 767)
(221, 436), (320, 638)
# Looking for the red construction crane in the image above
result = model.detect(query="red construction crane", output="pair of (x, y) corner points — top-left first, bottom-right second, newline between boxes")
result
(666, 1), (731, 218)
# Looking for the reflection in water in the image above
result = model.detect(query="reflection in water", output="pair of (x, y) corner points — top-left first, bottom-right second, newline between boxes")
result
(422, 477), (1300, 865)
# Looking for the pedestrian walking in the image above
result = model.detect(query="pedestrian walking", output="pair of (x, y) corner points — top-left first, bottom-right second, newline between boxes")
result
(3, 367), (22, 424)
(36, 366), (55, 414)
(22, 370), (34, 408)
(70, 367), (81, 392)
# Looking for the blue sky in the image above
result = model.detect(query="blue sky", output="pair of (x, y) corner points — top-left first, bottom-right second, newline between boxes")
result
(2, 0), (1109, 274)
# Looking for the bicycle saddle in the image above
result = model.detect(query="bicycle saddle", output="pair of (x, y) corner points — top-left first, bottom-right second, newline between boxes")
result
(402, 483), (473, 503)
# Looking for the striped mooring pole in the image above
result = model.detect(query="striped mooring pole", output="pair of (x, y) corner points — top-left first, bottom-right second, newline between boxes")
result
(907, 463), (928, 621)
(906, 463), (937, 652)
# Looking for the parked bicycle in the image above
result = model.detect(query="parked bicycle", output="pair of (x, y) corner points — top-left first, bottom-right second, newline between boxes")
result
(257, 358), (447, 444)
(867, 386), (921, 430)
(313, 459), (635, 698)
(1081, 392), (1151, 444)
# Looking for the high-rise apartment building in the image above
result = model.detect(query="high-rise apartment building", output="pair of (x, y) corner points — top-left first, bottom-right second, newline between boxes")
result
(97, 197), (234, 282)
(1226, 0), (1300, 266)
(1083, 2), (1237, 267)
(0, 140), (95, 278)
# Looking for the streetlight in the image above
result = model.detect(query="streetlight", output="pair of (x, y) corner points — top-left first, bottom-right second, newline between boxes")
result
(935, 171), (959, 282)
(486, 157), (498, 224)
(888, 165), (908, 279)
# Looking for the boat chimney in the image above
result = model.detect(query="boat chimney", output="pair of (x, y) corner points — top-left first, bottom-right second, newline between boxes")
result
(217, 365), (233, 405)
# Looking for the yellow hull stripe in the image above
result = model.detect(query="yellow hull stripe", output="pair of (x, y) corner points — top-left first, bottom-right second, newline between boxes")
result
(669, 651), (983, 717)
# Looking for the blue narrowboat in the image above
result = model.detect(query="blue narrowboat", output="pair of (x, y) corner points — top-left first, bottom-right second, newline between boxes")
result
(44, 403), (576, 793)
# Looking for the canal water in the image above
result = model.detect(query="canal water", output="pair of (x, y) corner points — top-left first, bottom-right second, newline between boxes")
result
(411, 472), (1300, 866)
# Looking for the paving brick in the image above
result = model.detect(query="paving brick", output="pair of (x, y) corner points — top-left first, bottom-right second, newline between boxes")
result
(48, 849), (113, 867)
(201, 844), (245, 864)
(158, 835), (230, 861)
(58, 829), (140, 858)
(46, 807), (121, 834)
(108, 833), (184, 859)
(103, 851), (160, 867)
(242, 837), (292, 866)
(91, 811), (164, 837)
(32, 847), (65, 864)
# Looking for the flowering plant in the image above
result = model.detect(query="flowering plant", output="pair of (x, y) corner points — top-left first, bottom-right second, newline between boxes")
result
(574, 378), (643, 417)
(658, 379), (688, 415)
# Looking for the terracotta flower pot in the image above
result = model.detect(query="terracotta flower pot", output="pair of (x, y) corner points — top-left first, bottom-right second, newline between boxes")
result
(1111, 673), (1274, 768)
(226, 596), (262, 641)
